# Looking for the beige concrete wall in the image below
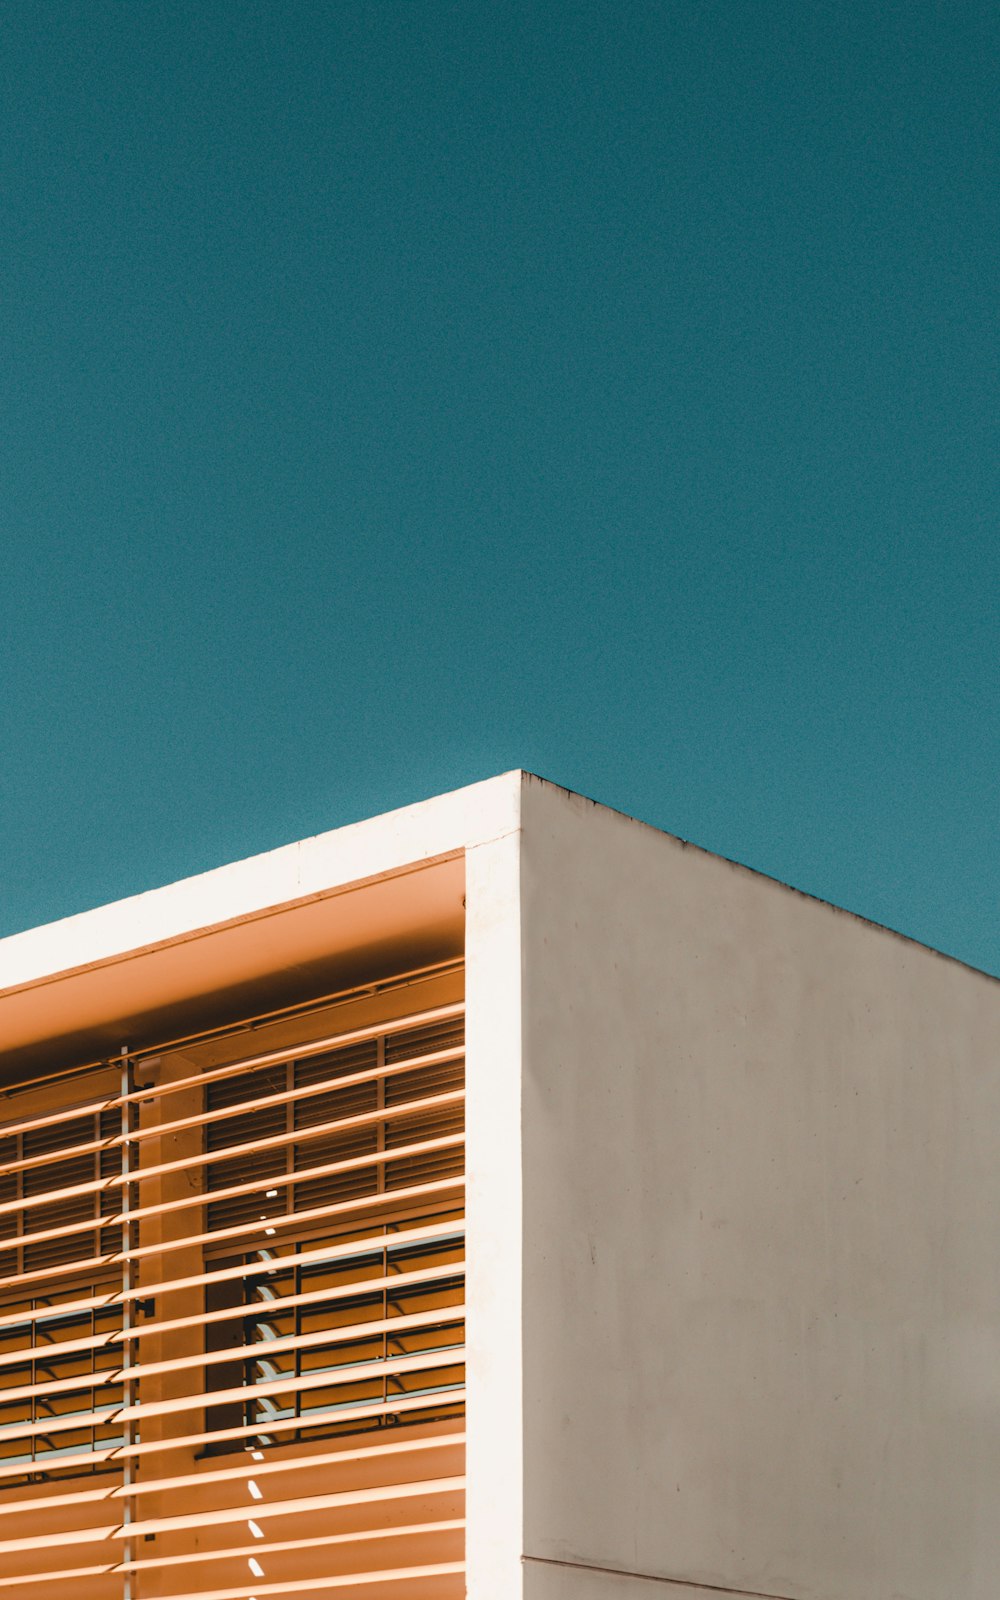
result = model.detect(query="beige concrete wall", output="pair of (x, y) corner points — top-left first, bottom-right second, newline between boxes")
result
(523, 1561), (770, 1599)
(517, 776), (1000, 1600)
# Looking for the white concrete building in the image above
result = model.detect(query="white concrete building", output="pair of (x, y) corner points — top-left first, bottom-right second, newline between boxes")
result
(0, 771), (996, 1600)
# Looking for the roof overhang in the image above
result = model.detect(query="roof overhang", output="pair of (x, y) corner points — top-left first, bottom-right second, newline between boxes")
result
(0, 771), (522, 1082)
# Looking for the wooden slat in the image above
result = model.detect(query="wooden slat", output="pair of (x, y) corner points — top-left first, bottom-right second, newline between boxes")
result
(0, 1188), (464, 1326)
(1, 1045), (464, 1181)
(0, 1521), (465, 1588)
(137, 1472), (464, 1540)
(139, 1044), (462, 1144)
(0, 1146), (465, 1299)
(0, 1088), (464, 1223)
(0, 1385), (466, 1482)
(131, 1001), (464, 1104)
(0, 1343), (466, 1444)
(0, 1304), (464, 1405)
(121, 1518), (464, 1574)
(0, 1141), (464, 1274)
(0, 1473), (465, 1552)
(139, 1563), (466, 1600)
(0, 1000), (463, 1143)
(0, 1429), (465, 1516)
(0, 1085), (119, 1144)
(0, 1261), (462, 1374)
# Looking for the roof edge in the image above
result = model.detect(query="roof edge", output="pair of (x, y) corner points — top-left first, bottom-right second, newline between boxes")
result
(522, 772), (999, 987)
(0, 770), (523, 996)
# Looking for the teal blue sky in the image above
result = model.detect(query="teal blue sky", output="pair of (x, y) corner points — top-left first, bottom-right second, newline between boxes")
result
(1, 2), (997, 973)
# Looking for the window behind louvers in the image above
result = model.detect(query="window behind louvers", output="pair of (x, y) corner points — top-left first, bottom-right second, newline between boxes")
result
(0, 987), (467, 1599)
(202, 1013), (466, 1451)
(0, 1106), (121, 1279)
(204, 1015), (464, 1234)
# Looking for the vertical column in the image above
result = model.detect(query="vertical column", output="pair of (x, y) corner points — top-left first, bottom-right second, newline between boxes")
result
(120, 1047), (137, 1600)
(376, 1029), (387, 1403)
(465, 829), (525, 1600)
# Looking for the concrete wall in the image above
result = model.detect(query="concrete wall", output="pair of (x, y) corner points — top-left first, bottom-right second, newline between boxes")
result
(517, 776), (1000, 1600)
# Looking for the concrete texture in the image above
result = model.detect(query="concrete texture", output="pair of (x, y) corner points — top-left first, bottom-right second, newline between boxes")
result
(517, 775), (1000, 1600)
(523, 1558), (781, 1598)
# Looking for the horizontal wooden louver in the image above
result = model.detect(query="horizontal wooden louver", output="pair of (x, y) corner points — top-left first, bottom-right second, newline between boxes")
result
(0, 986), (466, 1599)
(0, 1101), (124, 1281)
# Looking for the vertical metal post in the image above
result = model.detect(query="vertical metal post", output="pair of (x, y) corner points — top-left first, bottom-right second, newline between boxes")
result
(376, 1033), (387, 1407)
(120, 1048), (136, 1600)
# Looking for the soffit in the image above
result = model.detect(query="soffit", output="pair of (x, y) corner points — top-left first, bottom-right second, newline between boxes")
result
(0, 856), (465, 1085)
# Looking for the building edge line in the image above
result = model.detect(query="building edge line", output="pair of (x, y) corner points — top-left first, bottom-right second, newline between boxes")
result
(522, 1553), (801, 1600)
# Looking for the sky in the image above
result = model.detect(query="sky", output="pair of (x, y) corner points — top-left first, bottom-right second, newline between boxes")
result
(0, 1), (997, 975)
